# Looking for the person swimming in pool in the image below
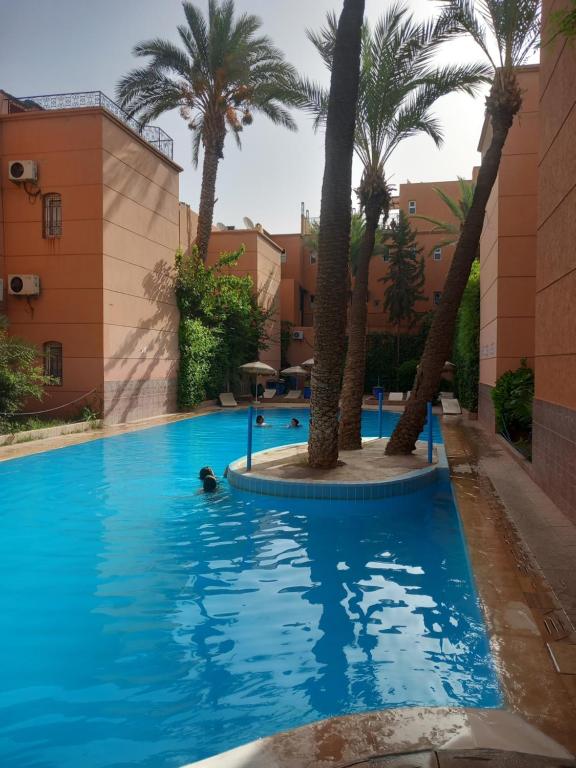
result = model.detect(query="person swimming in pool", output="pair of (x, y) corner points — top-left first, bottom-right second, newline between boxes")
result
(288, 417), (301, 428)
(255, 414), (271, 427)
(199, 466), (218, 492)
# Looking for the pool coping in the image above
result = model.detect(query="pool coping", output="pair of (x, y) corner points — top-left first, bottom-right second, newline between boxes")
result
(226, 440), (447, 500)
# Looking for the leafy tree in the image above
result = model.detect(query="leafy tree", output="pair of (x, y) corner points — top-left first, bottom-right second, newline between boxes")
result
(298, 3), (489, 450)
(0, 317), (51, 424)
(307, 0), (365, 470)
(380, 211), (427, 383)
(387, 0), (541, 455)
(117, 0), (299, 261)
(303, 211), (386, 276)
(175, 247), (272, 406)
(412, 177), (476, 252)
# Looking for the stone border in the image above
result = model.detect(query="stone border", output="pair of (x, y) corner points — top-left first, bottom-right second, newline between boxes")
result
(0, 420), (102, 447)
(226, 441), (448, 500)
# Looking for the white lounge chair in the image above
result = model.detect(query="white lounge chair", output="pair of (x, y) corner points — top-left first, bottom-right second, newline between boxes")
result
(388, 392), (404, 402)
(262, 388), (277, 400)
(284, 389), (302, 401)
(441, 398), (461, 415)
(439, 391), (453, 399)
(219, 392), (238, 407)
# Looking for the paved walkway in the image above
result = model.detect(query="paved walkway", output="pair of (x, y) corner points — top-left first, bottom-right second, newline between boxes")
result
(445, 419), (576, 630)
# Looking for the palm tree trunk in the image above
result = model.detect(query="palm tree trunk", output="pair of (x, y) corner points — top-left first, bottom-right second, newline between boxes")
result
(308, 0), (365, 469)
(386, 76), (522, 455)
(196, 126), (224, 262)
(338, 208), (379, 450)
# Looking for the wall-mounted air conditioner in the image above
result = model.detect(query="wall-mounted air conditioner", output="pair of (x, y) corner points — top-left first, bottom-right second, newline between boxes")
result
(292, 330), (305, 340)
(8, 274), (40, 296)
(8, 160), (38, 183)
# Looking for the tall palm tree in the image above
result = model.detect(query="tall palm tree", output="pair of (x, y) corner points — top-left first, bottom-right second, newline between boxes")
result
(308, 0), (365, 470)
(116, 0), (298, 261)
(299, 5), (489, 450)
(412, 177), (475, 252)
(386, 0), (541, 455)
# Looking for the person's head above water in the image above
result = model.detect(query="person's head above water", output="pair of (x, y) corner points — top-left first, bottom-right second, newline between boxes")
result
(255, 415), (265, 425)
(289, 417), (300, 428)
(199, 466), (214, 480)
(202, 474), (217, 492)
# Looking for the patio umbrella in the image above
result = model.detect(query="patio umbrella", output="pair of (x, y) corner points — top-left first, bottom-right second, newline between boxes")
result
(238, 361), (277, 403)
(301, 358), (315, 368)
(281, 365), (308, 377)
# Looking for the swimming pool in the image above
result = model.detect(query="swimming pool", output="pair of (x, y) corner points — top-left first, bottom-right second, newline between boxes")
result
(0, 409), (500, 767)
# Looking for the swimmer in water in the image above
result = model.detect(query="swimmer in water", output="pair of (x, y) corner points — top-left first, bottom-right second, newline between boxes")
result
(288, 417), (301, 428)
(255, 414), (270, 427)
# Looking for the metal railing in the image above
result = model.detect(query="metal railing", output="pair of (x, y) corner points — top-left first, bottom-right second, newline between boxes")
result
(17, 91), (174, 160)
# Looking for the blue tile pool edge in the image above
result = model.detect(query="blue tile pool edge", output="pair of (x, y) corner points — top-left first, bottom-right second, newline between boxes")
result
(226, 441), (449, 500)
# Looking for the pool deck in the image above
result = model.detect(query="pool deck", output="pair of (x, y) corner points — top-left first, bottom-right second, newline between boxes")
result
(3, 406), (576, 764)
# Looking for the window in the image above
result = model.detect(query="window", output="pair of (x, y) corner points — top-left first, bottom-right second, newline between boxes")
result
(408, 200), (416, 215)
(433, 247), (442, 261)
(433, 291), (442, 305)
(44, 342), (63, 384)
(43, 193), (62, 238)
(310, 251), (317, 265)
(310, 294), (315, 305)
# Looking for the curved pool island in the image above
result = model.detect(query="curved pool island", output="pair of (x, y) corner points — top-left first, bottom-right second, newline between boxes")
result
(226, 438), (447, 500)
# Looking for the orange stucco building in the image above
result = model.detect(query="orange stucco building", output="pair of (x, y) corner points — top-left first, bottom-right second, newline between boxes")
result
(478, 66), (539, 430)
(0, 91), (181, 424)
(272, 181), (466, 366)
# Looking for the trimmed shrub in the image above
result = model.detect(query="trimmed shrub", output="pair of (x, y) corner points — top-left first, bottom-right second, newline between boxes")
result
(178, 319), (220, 409)
(397, 359), (418, 392)
(454, 261), (480, 412)
(491, 359), (534, 447)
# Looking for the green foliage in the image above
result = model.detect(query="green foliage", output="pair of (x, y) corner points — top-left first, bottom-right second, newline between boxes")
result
(397, 359), (419, 392)
(175, 246), (272, 408)
(381, 211), (426, 329)
(454, 260), (480, 411)
(364, 326), (429, 392)
(303, 212), (386, 275)
(491, 359), (534, 439)
(0, 318), (50, 423)
(549, 0), (576, 40)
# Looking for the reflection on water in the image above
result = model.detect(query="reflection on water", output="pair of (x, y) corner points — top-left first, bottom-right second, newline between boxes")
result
(0, 409), (498, 768)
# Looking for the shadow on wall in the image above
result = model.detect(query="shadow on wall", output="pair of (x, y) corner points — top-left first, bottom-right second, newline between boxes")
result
(103, 259), (178, 424)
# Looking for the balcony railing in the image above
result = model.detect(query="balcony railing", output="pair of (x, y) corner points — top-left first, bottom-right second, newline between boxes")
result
(17, 91), (174, 160)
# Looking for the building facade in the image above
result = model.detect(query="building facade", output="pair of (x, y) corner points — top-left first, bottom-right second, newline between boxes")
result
(0, 91), (181, 424)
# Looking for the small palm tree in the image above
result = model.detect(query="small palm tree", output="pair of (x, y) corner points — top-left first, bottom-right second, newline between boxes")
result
(386, 0), (541, 455)
(299, 4), (489, 450)
(412, 177), (475, 252)
(116, 0), (299, 261)
(307, 0), (365, 470)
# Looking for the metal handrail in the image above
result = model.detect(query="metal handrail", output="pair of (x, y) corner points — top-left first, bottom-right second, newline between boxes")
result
(17, 90), (174, 160)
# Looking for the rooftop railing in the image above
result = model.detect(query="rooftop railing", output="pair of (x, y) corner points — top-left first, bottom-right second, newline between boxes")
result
(17, 91), (174, 161)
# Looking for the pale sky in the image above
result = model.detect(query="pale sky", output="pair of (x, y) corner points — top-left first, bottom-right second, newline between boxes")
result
(0, 0), (506, 232)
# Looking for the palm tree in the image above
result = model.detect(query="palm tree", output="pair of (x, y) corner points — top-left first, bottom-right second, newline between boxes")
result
(304, 211), (386, 276)
(308, 0), (365, 470)
(386, 0), (541, 455)
(412, 177), (475, 252)
(299, 5), (489, 450)
(116, 0), (298, 261)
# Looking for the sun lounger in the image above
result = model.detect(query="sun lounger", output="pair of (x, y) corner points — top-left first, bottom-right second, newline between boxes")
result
(439, 391), (453, 399)
(441, 397), (461, 415)
(219, 392), (238, 407)
(262, 388), (277, 400)
(284, 389), (302, 401)
(388, 392), (404, 402)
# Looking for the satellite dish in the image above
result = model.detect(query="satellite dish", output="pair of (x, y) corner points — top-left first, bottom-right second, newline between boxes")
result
(243, 216), (255, 229)
(216, 222), (226, 230)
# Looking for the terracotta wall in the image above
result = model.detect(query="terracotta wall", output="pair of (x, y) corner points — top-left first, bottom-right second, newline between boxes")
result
(179, 202), (198, 256)
(101, 116), (181, 424)
(0, 109), (105, 416)
(0, 105), (181, 424)
(532, 2), (576, 521)
(206, 229), (282, 372)
(478, 66), (539, 431)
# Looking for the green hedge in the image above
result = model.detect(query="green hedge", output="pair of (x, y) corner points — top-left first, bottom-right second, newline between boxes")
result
(454, 261), (480, 412)
(177, 319), (220, 409)
(364, 322), (430, 392)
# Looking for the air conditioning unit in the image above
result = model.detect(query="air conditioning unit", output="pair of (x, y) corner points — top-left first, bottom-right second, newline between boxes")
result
(8, 160), (38, 183)
(292, 330), (305, 341)
(8, 274), (40, 296)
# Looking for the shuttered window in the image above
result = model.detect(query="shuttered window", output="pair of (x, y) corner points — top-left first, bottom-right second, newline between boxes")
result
(43, 193), (62, 238)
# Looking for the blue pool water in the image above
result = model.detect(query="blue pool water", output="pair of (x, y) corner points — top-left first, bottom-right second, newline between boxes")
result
(0, 409), (500, 768)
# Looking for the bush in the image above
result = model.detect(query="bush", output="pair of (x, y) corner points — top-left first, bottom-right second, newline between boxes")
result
(364, 324), (429, 392)
(491, 359), (534, 442)
(178, 319), (220, 409)
(397, 359), (418, 392)
(454, 261), (480, 412)
(0, 319), (50, 424)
